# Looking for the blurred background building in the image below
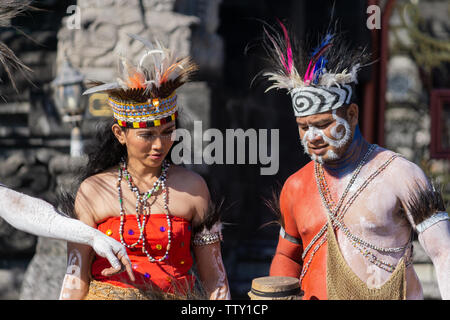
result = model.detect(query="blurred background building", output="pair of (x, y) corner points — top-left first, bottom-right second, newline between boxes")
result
(0, 0), (448, 299)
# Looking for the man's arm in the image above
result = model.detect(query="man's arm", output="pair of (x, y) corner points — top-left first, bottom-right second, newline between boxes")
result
(397, 159), (450, 299)
(405, 182), (450, 299)
(417, 219), (450, 299)
(0, 185), (134, 281)
(269, 183), (303, 277)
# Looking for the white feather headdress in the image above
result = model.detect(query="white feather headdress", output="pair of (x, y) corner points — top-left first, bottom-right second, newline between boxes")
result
(261, 21), (370, 116)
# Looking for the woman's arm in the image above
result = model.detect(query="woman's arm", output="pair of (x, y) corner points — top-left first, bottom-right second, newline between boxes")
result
(194, 241), (230, 300)
(189, 174), (231, 300)
(59, 242), (94, 300)
(59, 180), (99, 300)
(58, 180), (133, 299)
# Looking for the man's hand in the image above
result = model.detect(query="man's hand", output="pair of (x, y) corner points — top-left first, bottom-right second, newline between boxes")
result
(91, 232), (135, 282)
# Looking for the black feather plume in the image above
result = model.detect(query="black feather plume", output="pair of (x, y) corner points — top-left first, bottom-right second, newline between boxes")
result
(192, 197), (225, 235)
(405, 179), (446, 226)
(55, 189), (77, 219)
(260, 182), (284, 230)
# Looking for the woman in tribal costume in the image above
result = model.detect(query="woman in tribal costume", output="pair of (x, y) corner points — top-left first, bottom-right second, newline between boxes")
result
(59, 34), (230, 300)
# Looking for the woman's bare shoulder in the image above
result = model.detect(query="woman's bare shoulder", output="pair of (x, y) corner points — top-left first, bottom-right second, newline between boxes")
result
(78, 167), (117, 190)
(168, 165), (209, 195)
(75, 167), (118, 222)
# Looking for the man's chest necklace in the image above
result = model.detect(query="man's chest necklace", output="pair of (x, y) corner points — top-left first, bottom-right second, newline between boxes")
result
(300, 145), (411, 284)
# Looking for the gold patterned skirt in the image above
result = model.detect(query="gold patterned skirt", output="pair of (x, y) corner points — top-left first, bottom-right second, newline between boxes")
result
(84, 280), (183, 300)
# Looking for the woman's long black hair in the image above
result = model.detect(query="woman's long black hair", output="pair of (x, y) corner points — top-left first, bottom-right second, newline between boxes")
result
(79, 118), (127, 181)
(57, 117), (181, 218)
(79, 117), (181, 182)
(57, 118), (127, 218)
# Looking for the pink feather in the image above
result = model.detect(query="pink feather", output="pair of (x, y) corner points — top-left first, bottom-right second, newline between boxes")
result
(277, 20), (293, 75)
(304, 60), (314, 84)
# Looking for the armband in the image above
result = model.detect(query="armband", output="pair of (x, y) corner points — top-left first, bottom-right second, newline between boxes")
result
(405, 180), (446, 227)
(280, 226), (302, 245)
(416, 212), (449, 233)
(192, 222), (223, 246)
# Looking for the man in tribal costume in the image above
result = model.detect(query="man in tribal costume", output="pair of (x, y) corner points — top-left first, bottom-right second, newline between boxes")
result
(262, 22), (450, 300)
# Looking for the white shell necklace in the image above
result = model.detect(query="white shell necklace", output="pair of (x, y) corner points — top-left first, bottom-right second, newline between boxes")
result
(117, 158), (171, 262)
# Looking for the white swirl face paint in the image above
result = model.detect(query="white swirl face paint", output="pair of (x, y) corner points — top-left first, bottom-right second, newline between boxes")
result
(301, 109), (352, 163)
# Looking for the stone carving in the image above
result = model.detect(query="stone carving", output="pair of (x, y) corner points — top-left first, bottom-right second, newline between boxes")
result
(386, 55), (422, 104)
(179, 0), (224, 78)
(56, 0), (224, 80)
(57, 0), (200, 82)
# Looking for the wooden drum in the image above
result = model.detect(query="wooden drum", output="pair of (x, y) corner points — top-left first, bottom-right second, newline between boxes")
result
(248, 276), (303, 300)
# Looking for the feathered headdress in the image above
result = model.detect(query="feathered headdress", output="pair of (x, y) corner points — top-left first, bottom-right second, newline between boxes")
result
(83, 33), (198, 128)
(262, 21), (370, 117)
(0, 0), (34, 92)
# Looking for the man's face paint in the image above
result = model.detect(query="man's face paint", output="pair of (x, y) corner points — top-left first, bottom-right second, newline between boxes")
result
(298, 109), (352, 164)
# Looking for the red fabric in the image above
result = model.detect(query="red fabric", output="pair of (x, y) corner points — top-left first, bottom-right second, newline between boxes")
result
(270, 161), (329, 300)
(92, 214), (195, 294)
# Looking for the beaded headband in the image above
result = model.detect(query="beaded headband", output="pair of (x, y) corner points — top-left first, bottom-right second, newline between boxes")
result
(109, 92), (178, 128)
(83, 33), (197, 127)
(261, 21), (370, 117)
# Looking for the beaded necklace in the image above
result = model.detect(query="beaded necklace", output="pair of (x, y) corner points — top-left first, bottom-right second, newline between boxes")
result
(299, 144), (376, 284)
(302, 144), (376, 260)
(317, 152), (412, 273)
(117, 158), (172, 262)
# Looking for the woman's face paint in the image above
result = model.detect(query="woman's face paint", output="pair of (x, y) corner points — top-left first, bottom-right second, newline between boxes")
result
(114, 121), (176, 168)
(298, 109), (352, 164)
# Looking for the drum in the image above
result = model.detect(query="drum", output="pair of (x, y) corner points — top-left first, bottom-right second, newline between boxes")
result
(248, 276), (303, 300)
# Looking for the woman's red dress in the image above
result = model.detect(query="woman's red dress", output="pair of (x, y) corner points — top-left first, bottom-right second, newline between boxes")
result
(91, 213), (195, 295)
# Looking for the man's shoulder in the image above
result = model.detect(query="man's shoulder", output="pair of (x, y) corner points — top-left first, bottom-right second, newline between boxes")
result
(375, 147), (426, 180)
(282, 161), (315, 193)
